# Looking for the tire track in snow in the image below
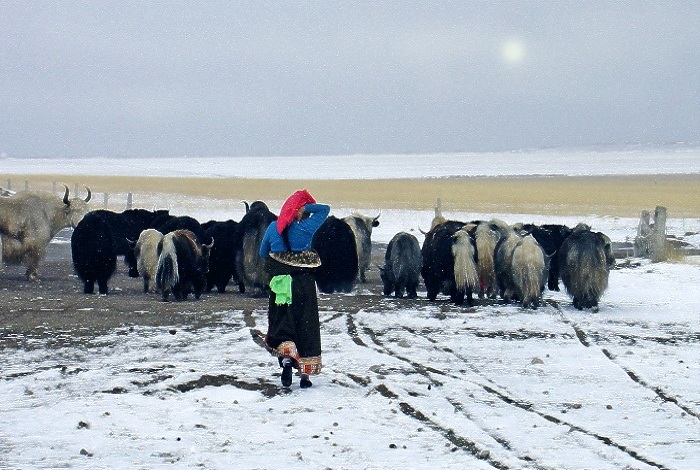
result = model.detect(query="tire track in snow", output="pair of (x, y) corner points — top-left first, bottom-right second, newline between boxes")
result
(347, 312), (541, 470)
(353, 308), (670, 470)
(552, 300), (700, 420)
(599, 348), (700, 420)
(372, 383), (511, 470)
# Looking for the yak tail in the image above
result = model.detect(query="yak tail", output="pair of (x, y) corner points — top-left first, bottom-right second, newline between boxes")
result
(475, 223), (498, 296)
(156, 236), (179, 291)
(512, 237), (545, 308)
(452, 229), (479, 294)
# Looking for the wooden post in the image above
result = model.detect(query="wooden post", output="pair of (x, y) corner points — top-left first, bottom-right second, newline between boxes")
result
(650, 206), (667, 262)
(126, 192), (133, 210)
(103, 192), (109, 209)
(52, 181), (57, 194)
(6, 179), (11, 190)
(633, 210), (651, 257)
(634, 206), (668, 262)
(25, 180), (29, 191)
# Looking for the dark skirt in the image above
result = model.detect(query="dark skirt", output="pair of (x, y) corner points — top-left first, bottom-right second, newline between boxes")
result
(264, 257), (322, 375)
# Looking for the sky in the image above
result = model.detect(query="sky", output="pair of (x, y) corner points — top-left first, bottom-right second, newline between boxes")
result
(1, 1), (698, 158)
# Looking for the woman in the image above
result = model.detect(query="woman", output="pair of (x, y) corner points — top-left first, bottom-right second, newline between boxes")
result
(259, 189), (330, 388)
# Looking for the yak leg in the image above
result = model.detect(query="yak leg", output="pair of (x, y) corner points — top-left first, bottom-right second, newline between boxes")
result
(450, 288), (465, 305)
(424, 279), (439, 301)
(97, 278), (109, 295)
(465, 291), (474, 306)
(406, 284), (418, 299)
(24, 250), (44, 282)
(2, 239), (39, 281)
(83, 280), (95, 294)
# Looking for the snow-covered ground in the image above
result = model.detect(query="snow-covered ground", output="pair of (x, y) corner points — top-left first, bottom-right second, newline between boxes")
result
(1, 147), (699, 469)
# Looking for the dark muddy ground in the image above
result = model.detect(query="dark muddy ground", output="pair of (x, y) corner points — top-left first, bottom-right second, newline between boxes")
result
(0, 229), (426, 349)
(0, 228), (672, 350)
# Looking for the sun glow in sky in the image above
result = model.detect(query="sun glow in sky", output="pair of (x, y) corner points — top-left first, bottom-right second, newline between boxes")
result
(502, 38), (526, 64)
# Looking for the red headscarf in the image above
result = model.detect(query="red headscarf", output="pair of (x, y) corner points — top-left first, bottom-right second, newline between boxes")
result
(276, 189), (316, 234)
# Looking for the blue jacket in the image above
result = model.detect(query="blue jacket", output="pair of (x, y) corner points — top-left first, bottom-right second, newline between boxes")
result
(259, 203), (330, 257)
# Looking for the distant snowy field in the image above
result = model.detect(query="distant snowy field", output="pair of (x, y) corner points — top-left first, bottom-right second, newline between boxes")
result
(2, 143), (699, 179)
(2, 146), (700, 469)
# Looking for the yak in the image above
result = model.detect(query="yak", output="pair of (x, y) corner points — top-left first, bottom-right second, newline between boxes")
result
(0, 186), (91, 281)
(72, 208), (171, 294)
(154, 215), (208, 244)
(421, 220), (479, 305)
(510, 235), (548, 309)
(495, 228), (548, 309)
(559, 224), (615, 311)
(474, 219), (509, 299)
(380, 231), (422, 298)
(514, 223), (572, 291)
(312, 216), (358, 294)
(132, 228), (164, 293)
(155, 229), (214, 301)
(234, 201), (277, 296)
(202, 219), (243, 293)
(343, 212), (380, 283)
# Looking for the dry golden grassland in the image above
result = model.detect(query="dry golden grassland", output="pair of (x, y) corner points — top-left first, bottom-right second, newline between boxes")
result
(4, 173), (700, 218)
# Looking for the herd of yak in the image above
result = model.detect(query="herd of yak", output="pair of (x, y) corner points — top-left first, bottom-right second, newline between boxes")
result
(0, 187), (615, 311)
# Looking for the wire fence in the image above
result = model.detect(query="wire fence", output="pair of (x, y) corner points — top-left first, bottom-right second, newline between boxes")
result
(1, 178), (134, 211)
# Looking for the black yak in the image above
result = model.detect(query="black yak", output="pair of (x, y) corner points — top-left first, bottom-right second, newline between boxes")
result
(343, 212), (380, 283)
(421, 221), (479, 305)
(380, 231), (422, 298)
(155, 229), (214, 301)
(234, 201), (277, 296)
(72, 208), (171, 294)
(154, 215), (208, 244)
(312, 216), (358, 294)
(559, 224), (615, 311)
(203, 219), (243, 293)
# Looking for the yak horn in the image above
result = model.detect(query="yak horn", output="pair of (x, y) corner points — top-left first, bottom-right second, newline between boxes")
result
(62, 185), (70, 205)
(84, 186), (92, 202)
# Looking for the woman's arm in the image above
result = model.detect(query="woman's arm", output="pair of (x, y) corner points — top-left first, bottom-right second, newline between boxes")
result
(300, 203), (330, 233)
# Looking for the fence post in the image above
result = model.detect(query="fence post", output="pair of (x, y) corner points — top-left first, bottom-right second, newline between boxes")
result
(634, 206), (668, 262)
(126, 192), (133, 210)
(633, 210), (651, 257)
(25, 180), (29, 191)
(6, 179), (11, 190)
(650, 206), (667, 262)
(103, 192), (109, 208)
(52, 181), (57, 194)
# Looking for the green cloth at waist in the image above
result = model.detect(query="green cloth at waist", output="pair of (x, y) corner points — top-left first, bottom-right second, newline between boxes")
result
(270, 274), (293, 305)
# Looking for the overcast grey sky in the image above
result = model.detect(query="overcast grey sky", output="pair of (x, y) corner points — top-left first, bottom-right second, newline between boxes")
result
(1, 1), (698, 158)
